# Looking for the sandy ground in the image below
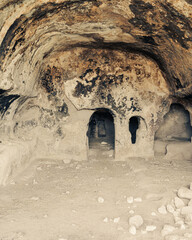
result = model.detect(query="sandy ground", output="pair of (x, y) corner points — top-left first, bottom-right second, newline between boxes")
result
(0, 157), (192, 240)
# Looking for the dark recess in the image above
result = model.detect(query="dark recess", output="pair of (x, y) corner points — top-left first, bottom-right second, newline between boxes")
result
(163, 23), (189, 49)
(58, 103), (68, 116)
(0, 89), (7, 94)
(41, 68), (54, 94)
(129, 116), (139, 144)
(173, 76), (183, 90)
(0, 94), (20, 117)
(129, 0), (154, 34)
(138, 36), (157, 45)
(88, 109), (115, 150)
(155, 103), (192, 142)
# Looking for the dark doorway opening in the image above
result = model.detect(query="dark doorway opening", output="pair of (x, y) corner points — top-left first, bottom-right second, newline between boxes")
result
(129, 116), (139, 144)
(88, 109), (115, 159)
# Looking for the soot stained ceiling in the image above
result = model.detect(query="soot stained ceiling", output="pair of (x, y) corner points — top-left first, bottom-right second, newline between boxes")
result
(0, 0), (191, 116)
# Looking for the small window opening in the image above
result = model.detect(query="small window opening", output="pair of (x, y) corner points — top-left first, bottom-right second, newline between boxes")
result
(129, 116), (139, 144)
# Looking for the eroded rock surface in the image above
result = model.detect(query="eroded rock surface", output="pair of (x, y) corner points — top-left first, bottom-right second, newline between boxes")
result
(0, 0), (191, 182)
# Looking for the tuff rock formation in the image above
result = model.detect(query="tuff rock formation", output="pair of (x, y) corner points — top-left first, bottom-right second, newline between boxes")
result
(0, 0), (192, 184)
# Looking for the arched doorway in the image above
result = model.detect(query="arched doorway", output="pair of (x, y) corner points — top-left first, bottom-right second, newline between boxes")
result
(154, 103), (192, 157)
(88, 109), (115, 159)
(155, 103), (192, 142)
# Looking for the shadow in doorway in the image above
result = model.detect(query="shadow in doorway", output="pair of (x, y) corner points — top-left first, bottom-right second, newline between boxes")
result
(88, 109), (115, 160)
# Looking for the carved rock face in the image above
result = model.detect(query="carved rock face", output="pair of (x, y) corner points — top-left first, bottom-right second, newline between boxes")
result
(0, 0), (191, 173)
(0, 0), (191, 95)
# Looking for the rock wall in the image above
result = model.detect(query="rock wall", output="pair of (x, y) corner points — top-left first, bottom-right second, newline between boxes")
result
(0, 0), (192, 183)
(0, 47), (171, 161)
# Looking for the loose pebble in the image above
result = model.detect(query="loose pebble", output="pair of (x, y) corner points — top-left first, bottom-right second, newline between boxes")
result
(103, 217), (109, 223)
(175, 197), (185, 209)
(129, 225), (136, 235)
(151, 212), (157, 216)
(76, 164), (81, 169)
(127, 196), (134, 204)
(129, 210), (134, 214)
(181, 206), (192, 215)
(129, 215), (143, 229)
(113, 217), (120, 223)
(134, 197), (142, 202)
(178, 187), (192, 199)
(180, 224), (186, 230)
(161, 225), (176, 237)
(98, 197), (104, 203)
(167, 204), (175, 213)
(30, 197), (39, 201)
(158, 205), (167, 214)
(146, 225), (156, 232)
(63, 159), (71, 164)
(184, 213), (192, 224)
(33, 179), (38, 185)
(175, 220), (184, 226)
(174, 216), (182, 224)
(173, 209), (181, 218)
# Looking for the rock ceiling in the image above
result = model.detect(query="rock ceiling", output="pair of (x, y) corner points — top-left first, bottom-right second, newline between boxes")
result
(0, 0), (192, 109)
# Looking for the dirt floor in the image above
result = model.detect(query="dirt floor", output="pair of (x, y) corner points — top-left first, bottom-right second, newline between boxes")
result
(0, 157), (192, 240)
